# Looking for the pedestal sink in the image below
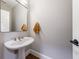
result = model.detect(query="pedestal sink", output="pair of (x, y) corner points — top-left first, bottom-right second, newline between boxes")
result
(4, 37), (34, 59)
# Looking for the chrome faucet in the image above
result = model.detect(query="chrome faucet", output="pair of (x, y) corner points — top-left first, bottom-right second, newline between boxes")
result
(14, 37), (23, 41)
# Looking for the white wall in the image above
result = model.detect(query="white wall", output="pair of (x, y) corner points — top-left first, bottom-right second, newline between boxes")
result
(0, 0), (72, 59)
(12, 3), (27, 31)
(30, 0), (72, 59)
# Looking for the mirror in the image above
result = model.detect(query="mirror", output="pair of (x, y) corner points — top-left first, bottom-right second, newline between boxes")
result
(0, 0), (28, 32)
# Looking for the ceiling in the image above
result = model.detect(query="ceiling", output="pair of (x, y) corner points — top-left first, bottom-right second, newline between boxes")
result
(2, 0), (27, 7)
(2, 0), (17, 7)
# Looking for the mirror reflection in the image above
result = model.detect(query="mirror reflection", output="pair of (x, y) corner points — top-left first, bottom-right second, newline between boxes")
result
(0, 0), (28, 32)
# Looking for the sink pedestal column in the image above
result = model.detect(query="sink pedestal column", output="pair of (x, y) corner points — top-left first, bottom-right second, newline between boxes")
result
(17, 47), (26, 59)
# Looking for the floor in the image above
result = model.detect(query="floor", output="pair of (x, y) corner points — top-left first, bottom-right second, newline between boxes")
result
(26, 54), (39, 59)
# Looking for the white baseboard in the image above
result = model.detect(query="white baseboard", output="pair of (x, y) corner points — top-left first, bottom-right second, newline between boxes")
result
(25, 49), (52, 59)
(25, 49), (31, 56)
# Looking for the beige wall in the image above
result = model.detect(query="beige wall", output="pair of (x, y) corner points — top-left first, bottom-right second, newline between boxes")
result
(30, 0), (72, 59)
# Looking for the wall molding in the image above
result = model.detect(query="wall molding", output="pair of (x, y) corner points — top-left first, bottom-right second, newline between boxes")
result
(25, 49), (52, 59)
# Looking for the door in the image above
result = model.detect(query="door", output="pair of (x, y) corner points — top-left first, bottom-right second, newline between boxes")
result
(73, 0), (79, 59)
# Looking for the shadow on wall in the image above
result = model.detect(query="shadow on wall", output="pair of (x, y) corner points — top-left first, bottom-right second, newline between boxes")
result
(31, 28), (48, 52)
(31, 29), (72, 59)
(0, 33), (5, 59)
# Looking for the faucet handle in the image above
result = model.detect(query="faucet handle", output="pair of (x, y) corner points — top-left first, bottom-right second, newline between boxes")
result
(14, 37), (20, 41)
(13, 37), (24, 41)
(14, 38), (17, 41)
(18, 37), (24, 41)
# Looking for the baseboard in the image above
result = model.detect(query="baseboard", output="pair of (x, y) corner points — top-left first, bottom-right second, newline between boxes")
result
(25, 49), (52, 59)
(25, 49), (31, 57)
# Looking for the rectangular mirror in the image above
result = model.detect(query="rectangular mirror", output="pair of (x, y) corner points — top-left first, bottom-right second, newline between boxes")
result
(0, 0), (28, 32)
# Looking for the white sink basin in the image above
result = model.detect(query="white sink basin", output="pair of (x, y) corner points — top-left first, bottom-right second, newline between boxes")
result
(4, 37), (34, 50)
